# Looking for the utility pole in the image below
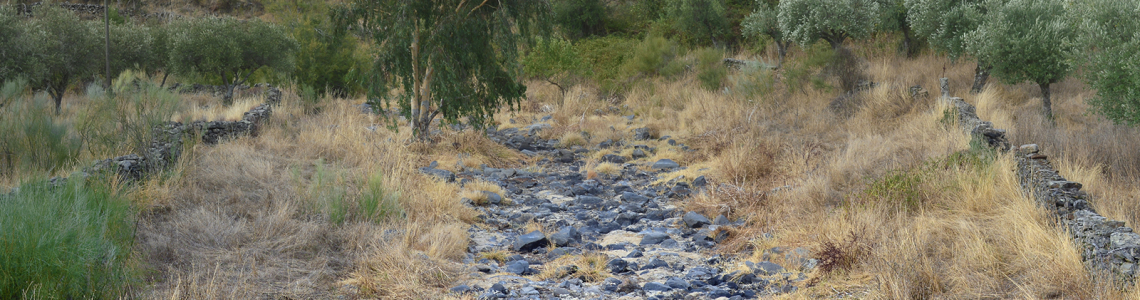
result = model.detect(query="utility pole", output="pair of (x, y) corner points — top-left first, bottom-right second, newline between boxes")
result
(104, 0), (111, 91)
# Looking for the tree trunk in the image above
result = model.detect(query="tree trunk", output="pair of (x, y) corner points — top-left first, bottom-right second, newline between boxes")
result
(160, 72), (169, 88)
(1040, 82), (1053, 121)
(901, 26), (915, 58)
(50, 78), (67, 115)
(221, 71), (235, 106)
(547, 78), (566, 98)
(970, 62), (991, 94)
(775, 39), (787, 70)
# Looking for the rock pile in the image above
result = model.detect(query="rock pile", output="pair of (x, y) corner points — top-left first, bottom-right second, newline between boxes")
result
(445, 121), (813, 299)
(951, 94), (1139, 281)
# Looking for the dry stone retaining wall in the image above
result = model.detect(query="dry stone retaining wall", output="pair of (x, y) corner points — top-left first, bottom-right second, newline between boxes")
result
(949, 96), (1140, 281)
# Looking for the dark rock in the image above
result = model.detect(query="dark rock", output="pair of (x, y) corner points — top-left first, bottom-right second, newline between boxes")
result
(505, 260), (530, 275)
(714, 214), (731, 225)
(626, 249), (643, 258)
(419, 167), (455, 182)
(749, 261), (785, 276)
(482, 191), (503, 205)
(642, 258), (669, 270)
(707, 288), (732, 298)
(659, 239), (680, 248)
(622, 191), (650, 204)
(646, 209), (675, 221)
(633, 128), (651, 140)
(602, 154), (627, 164)
(643, 282), (671, 291)
(670, 185), (691, 198)
(490, 283), (507, 294)
(575, 195), (605, 208)
(631, 149), (647, 159)
(513, 230), (549, 252)
(665, 277), (690, 290)
(616, 212), (643, 226)
(603, 277), (623, 292)
(607, 258), (629, 273)
(692, 175), (707, 188)
(683, 211), (711, 228)
(652, 159), (680, 171)
(640, 232), (671, 245)
(550, 226), (579, 247)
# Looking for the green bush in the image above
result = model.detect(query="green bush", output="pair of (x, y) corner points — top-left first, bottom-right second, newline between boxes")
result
(622, 36), (685, 79)
(294, 159), (404, 225)
(169, 16), (297, 105)
(358, 171), (404, 223)
(1076, 0), (1140, 126)
(730, 60), (776, 98)
(0, 89), (82, 177)
(293, 16), (367, 98)
(665, 0), (731, 47)
(574, 35), (638, 92)
(553, 0), (609, 39)
(694, 47), (727, 91)
(77, 71), (181, 161)
(0, 177), (137, 299)
(522, 36), (583, 96)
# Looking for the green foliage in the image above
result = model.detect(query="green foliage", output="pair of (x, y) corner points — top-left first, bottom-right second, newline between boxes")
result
(729, 60), (777, 98)
(863, 168), (928, 212)
(782, 41), (836, 92)
(622, 36), (685, 79)
(0, 177), (137, 299)
(522, 37), (583, 95)
(573, 35), (638, 93)
(777, 0), (881, 49)
(0, 93), (82, 177)
(108, 22), (154, 80)
(742, 2), (790, 67)
(694, 47), (727, 90)
(0, 5), (30, 82)
(905, 0), (984, 60)
(1075, 0), (1140, 126)
(665, 0), (731, 47)
(169, 16), (296, 105)
(22, 5), (101, 114)
(966, 0), (1074, 117)
(293, 16), (367, 98)
(294, 160), (403, 225)
(77, 71), (181, 161)
(554, 0), (609, 39)
(349, 0), (550, 139)
(358, 171), (405, 223)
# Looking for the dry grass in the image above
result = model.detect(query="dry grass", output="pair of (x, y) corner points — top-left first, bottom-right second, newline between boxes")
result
(535, 253), (611, 283)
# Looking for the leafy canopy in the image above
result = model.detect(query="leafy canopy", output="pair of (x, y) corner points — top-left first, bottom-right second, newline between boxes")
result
(905, 0), (985, 60)
(522, 36), (582, 95)
(351, 0), (550, 136)
(965, 0), (1074, 87)
(169, 16), (296, 104)
(665, 0), (731, 47)
(22, 5), (101, 113)
(1075, 0), (1140, 125)
(777, 0), (881, 49)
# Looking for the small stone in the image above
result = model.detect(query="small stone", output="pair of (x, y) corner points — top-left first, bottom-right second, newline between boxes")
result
(626, 249), (644, 258)
(622, 191), (650, 203)
(576, 195), (605, 208)
(490, 283), (507, 294)
(665, 277), (690, 290)
(505, 260), (530, 275)
(652, 159), (680, 171)
(1020, 144), (1039, 154)
(631, 149), (647, 159)
(692, 175), (707, 187)
(640, 232), (671, 245)
(513, 230), (549, 252)
(1111, 232), (1140, 248)
(633, 128), (651, 140)
(450, 285), (472, 294)
(750, 261), (785, 276)
(602, 154), (627, 164)
(607, 258), (629, 273)
(603, 277), (623, 292)
(482, 191), (503, 205)
(643, 282), (671, 291)
(683, 211), (711, 228)
(550, 226), (579, 247)
(642, 258), (669, 270)
(551, 287), (571, 296)
(714, 214), (731, 225)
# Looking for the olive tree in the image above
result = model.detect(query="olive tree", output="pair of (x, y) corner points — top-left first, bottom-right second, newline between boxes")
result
(665, 0), (731, 47)
(777, 0), (881, 50)
(553, 0), (608, 39)
(905, 0), (990, 93)
(107, 22), (153, 82)
(742, 1), (789, 68)
(1075, 0), (1140, 125)
(169, 17), (296, 105)
(0, 6), (30, 83)
(23, 5), (101, 114)
(349, 0), (550, 140)
(966, 0), (1074, 120)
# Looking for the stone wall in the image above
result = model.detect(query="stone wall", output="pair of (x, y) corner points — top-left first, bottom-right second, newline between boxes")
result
(949, 96), (1140, 282)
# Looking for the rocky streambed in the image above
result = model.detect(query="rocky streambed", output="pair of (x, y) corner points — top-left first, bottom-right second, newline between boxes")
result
(427, 122), (819, 299)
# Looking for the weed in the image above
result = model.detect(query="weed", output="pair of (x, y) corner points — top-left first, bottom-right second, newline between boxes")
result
(815, 228), (869, 275)
(0, 177), (137, 299)
(863, 168), (928, 212)
(0, 93), (81, 178)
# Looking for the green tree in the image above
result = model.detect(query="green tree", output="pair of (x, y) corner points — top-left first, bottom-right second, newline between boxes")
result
(169, 17), (296, 105)
(293, 16), (366, 98)
(146, 25), (174, 87)
(107, 22), (153, 82)
(522, 37), (582, 98)
(553, 0), (608, 39)
(23, 6), (101, 114)
(905, 0), (990, 93)
(966, 0), (1074, 120)
(0, 6), (30, 83)
(777, 0), (881, 50)
(878, 0), (918, 58)
(1074, 0), (1140, 125)
(349, 0), (550, 140)
(742, 1), (789, 68)
(666, 0), (731, 47)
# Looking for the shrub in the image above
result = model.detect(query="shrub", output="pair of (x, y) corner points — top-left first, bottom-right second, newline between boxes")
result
(0, 177), (137, 299)
(77, 71), (181, 162)
(522, 36), (583, 97)
(664, 0), (731, 47)
(169, 16), (296, 105)
(553, 0), (609, 39)
(1075, 0), (1140, 126)
(574, 35), (638, 92)
(694, 47), (727, 91)
(622, 36), (684, 79)
(293, 16), (367, 98)
(729, 60), (776, 98)
(0, 91), (82, 177)
(358, 171), (405, 223)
